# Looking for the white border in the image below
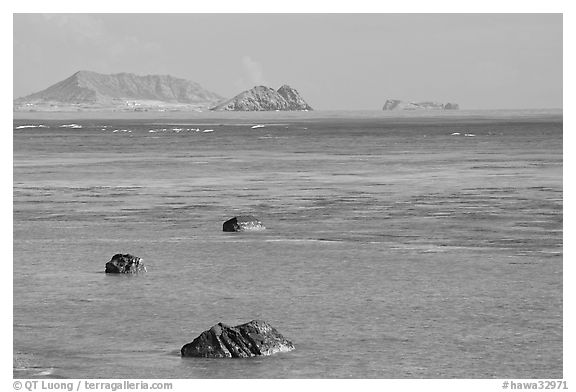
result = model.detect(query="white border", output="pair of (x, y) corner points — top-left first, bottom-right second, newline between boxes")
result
(4, 2), (571, 391)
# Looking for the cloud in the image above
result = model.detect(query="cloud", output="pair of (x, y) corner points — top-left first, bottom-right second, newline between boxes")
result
(41, 14), (107, 45)
(241, 56), (266, 86)
(34, 14), (162, 72)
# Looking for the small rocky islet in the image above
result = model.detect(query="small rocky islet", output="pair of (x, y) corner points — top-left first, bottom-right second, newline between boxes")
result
(382, 99), (459, 111)
(210, 85), (313, 111)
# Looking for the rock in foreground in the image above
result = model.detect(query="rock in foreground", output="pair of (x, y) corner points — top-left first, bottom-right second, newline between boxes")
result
(181, 320), (295, 358)
(223, 216), (265, 232)
(105, 253), (146, 273)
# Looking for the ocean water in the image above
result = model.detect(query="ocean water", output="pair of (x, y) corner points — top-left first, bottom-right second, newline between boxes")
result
(13, 110), (563, 378)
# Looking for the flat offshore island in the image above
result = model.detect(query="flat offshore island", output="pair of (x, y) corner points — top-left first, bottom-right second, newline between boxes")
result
(13, 109), (563, 378)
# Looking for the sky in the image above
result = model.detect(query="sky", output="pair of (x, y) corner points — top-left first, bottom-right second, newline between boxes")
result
(13, 13), (563, 110)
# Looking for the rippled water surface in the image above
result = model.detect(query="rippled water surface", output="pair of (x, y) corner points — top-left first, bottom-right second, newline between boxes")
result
(13, 111), (563, 378)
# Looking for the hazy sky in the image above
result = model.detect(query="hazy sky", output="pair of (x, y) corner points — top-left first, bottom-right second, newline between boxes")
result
(13, 13), (562, 110)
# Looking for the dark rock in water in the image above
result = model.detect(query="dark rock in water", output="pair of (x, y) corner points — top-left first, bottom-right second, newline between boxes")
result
(181, 320), (295, 358)
(105, 253), (146, 273)
(223, 215), (265, 232)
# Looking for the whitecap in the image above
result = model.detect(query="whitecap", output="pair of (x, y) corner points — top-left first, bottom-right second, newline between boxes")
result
(203, 129), (214, 133)
(59, 124), (82, 128)
(34, 368), (55, 376)
(16, 124), (49, 129)
(251, 124), (266, 129)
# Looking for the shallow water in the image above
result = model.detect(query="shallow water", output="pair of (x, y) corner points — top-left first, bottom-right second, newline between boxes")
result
(13, 111), (562, 378)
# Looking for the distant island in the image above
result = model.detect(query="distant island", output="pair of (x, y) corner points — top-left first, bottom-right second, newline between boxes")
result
(382, 99), (459, 111)
(210, 85), (313, 111)
(13, 70), (459, 113)
(13, 71), (224, 112)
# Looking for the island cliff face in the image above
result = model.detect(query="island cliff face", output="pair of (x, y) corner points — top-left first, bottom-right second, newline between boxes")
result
(14, 71), (224, 111)
(211, 85), (313, 111)
(382, 99), (459, 111)
(277, 85), (313, 111)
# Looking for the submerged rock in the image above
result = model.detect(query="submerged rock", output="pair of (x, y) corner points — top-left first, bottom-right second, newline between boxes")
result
(181, 320), (295, 358)
(223, 216), (265, 232)
(105, 253), (146, 273)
